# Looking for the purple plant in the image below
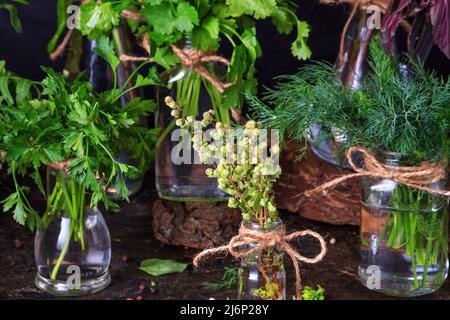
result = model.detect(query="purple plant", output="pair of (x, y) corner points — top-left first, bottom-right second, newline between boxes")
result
(382, 0), (449, 60)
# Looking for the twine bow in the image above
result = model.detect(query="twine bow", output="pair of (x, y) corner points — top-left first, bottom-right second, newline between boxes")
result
(170, 45), (234, 93)
(193, 223), (327, 300)
(304, 146), (450, 198)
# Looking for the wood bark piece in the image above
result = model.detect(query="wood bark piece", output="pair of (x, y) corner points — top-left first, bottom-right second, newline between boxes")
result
(152, 200), (241, 249)
(274, 142), (360, 226)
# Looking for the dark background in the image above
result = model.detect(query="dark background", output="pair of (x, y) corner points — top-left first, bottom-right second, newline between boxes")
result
(0, 0), (448, 87)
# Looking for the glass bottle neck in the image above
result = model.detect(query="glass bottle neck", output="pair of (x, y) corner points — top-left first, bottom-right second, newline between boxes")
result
(382, 151), (402, 166)
(243, 218), (284, 233)
(180, 36), (192, 50)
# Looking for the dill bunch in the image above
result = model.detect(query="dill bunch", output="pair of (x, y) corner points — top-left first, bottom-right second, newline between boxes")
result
(248, 39), (450, 165)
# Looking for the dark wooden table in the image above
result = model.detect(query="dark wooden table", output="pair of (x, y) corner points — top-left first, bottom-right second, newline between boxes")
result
(1, 183), (450, 300)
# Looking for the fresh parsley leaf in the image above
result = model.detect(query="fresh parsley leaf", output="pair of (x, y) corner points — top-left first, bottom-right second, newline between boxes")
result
(226, 0), (278, 19)
(93, 36), (120, 73)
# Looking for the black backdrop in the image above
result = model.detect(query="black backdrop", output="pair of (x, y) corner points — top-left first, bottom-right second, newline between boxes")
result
(0, 0), (448, 87)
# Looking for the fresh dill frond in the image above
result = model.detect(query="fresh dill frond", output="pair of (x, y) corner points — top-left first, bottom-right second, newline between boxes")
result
(248, 38), (450, 165)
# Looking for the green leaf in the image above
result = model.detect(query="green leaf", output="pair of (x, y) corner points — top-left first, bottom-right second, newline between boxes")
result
(202, 16), (220, 39)
(302, 285), (325, 300)
(43, 145), (63, 163)
(79, 2), (120, 40)
(291, 21), (311, 60)
(31, 169), (45, 196)
(15, 79), (31, 104)
(13, 198), (26, 225)
(94, 36), (120, 73)
(226, 0), (277, 19)
(174, 2), (199, 32)
(2, 192), (19, 212)
(139, 258), (189, 276)
(140, 4), (176, 35)
(271, 8), (295, 34)
(153, 47), (179, 70)
(191, 22), (220, 52)
(134, 67), (161, 87)
(0, 76), (14, 105)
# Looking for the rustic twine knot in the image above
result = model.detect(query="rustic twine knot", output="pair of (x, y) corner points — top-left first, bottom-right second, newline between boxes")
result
(46, 159), (72, 173)
(303, 146), (450, 198)
(171, 45), (234, 93)
(193, 223), (327, 300)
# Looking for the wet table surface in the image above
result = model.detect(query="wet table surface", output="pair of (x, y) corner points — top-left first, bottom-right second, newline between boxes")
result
(1, 182), (450, 300)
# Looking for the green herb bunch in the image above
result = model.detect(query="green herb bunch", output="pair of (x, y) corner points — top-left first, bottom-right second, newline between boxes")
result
(50, 0), (311, 111)
(165, 96), (281, 229)
(0, 37), (160, 231)
(248, 39), (450, 165)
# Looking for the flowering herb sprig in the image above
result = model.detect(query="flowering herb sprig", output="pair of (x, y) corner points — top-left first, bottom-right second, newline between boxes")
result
(165, 96), (281, 229)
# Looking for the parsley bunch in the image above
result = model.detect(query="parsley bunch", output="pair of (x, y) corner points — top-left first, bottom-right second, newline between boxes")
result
(0, 37), (160, 231)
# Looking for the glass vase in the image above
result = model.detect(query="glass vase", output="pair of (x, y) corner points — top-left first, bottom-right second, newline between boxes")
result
(155, 37), (228, 202)
(358, 152), (448, 297)
(34, 170), (111, 296)
(238, 220), (286, 300)
(308, 6), (374, 166)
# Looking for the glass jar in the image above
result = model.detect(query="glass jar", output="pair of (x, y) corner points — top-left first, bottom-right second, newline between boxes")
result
(308, 6), (375, 166)
(155, 37), (228, 202)
(238, 220), (286, 300)
(358, 152), (448, 297)
(34, 170), (111, 296)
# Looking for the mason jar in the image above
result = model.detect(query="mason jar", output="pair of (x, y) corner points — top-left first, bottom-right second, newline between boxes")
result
(358, 151), (448, 296)
(155, 37), (228, 202)
(238, 220), (286, 300)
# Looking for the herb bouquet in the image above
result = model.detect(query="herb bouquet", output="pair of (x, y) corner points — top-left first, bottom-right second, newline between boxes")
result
(164, 96), (326, 300)
(0, 39), (159, 296)
(249, 39), (450, 297)
(106, 0), (311, 201)
(49, 1), (162, 199)
(50, 0), (312, 201)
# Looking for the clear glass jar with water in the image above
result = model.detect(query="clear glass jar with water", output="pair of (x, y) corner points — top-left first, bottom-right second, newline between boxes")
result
(34, 169), (111, 296)
(155, 37), (228, 202)
(359, 152), (448, 296)
(238, 220), (286, 300)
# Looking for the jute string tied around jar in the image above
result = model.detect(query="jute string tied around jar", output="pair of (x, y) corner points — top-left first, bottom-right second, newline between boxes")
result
(122, 41), (234, 93)
(193, 223), (327, 300)
(170, 45), (234, 93)
(303, 146), (450, 198)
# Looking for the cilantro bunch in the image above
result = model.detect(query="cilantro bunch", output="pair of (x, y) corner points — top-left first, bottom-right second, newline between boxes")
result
(50, 0), (311, 111)
(0, 37), (160, 231)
